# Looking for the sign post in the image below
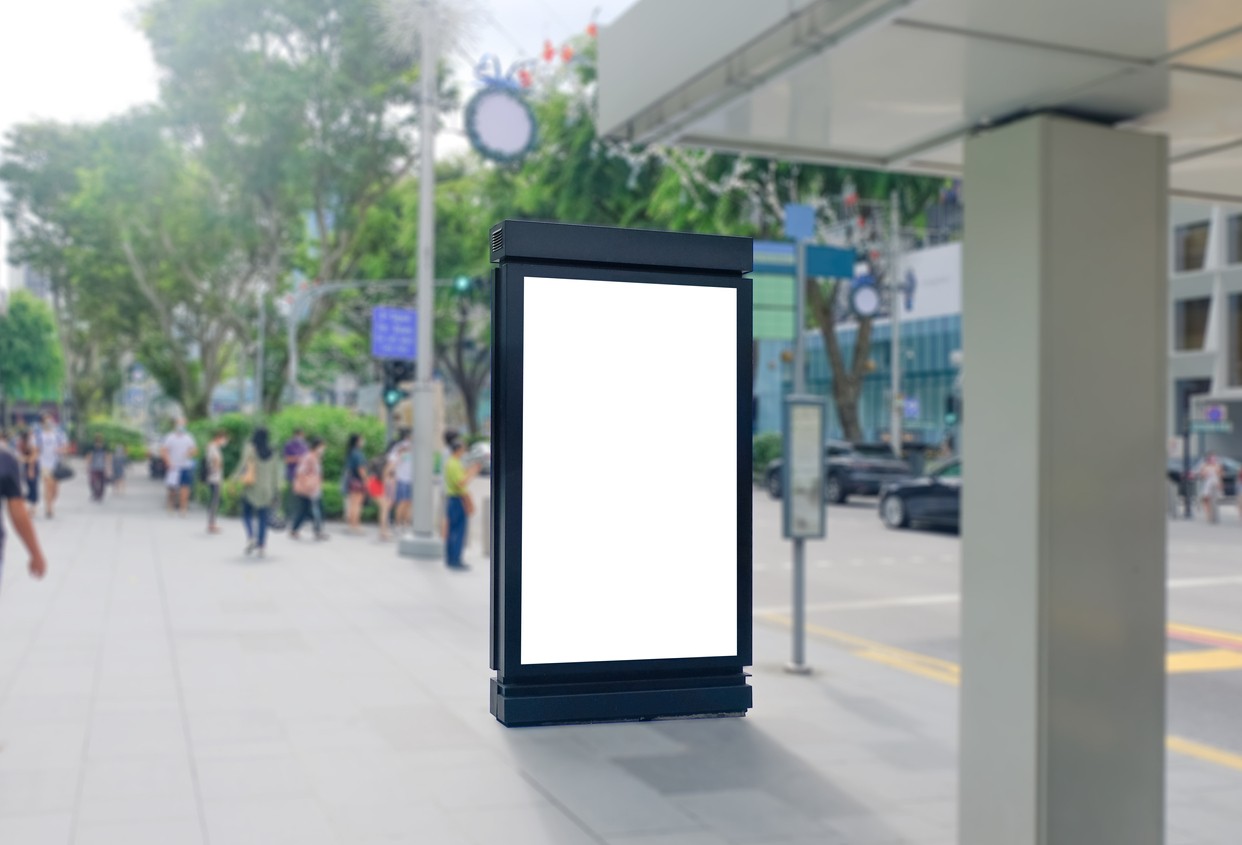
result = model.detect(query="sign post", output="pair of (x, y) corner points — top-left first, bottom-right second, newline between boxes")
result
(782, 395), (826, 673)
(488, 220), (752, 726)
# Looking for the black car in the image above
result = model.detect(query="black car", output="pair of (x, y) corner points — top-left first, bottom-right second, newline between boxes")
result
(765, 441), (913, 505)
(878, 458), (962, 531)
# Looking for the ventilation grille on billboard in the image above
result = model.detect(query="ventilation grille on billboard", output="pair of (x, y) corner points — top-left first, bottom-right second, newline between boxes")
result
(491, 228), (503, 256)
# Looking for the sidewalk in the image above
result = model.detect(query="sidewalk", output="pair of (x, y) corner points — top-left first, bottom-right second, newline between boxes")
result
(0, 478), (1233, 844)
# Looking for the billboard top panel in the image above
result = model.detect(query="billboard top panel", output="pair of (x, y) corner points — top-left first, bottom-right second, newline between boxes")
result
(489, 219), (752, 275)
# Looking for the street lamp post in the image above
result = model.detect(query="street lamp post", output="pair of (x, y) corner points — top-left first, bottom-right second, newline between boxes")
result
(889, 191), (903, 458)
(399, 0), (443, 559)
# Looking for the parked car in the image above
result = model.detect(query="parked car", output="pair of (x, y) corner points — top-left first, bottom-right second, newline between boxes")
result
(765, 441), (913, 504)
(878, 458), (962, 532)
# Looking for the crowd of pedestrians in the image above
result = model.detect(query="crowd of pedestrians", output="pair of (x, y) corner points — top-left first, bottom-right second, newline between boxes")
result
(0, 412), (482, 574)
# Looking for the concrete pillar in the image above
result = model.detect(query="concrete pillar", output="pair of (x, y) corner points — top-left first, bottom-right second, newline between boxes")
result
(960, 115), (1167, 845)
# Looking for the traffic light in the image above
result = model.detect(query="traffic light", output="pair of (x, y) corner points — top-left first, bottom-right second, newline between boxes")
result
(454, 274), (472, 293)
(451, 274), (488, 295)
(382, 360), (414, 408)
(944, 394), (961, 427)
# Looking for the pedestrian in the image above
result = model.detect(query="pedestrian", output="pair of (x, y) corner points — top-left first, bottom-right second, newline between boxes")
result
(205, 429), (229, 534)
(281, 428), (308, 525)
(290, 437), (329, 541)
(87, 435), (111, 502)
(342, 433), (368, 535)
(443, 432), (480, 570)
(16, 430), (39, 513)
(34, 413), (67, 519)
(1198, 452), (1223, 523)
(0, 439), (49, 586)
(160, 418), (198, 516)
(111, 443), (128, 495)
(387, 430), (413, 530)
(235, 426), (281, 557)
(366, 455), (394, 541)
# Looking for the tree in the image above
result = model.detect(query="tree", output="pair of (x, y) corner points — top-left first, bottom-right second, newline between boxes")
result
(140, 0), (454, 408)
(0, 291), (64, 411)
(0, 122), (139, 426)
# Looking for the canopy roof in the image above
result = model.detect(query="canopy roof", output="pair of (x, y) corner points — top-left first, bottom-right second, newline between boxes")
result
(599, 0), (1242, 200)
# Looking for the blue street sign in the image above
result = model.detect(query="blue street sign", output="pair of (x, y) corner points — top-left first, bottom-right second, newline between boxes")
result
(784, 203), (815, 242)
(903, 397), (920, 419)
(371, 307), (418, 359)
(806, 244), (855, 279)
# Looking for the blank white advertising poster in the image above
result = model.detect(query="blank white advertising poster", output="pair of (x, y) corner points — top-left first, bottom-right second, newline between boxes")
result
(521, 276), (738, 665)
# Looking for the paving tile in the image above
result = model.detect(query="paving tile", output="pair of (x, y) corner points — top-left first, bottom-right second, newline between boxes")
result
(0, 768), (79, 816)
(74, 817), (204, 845)
(450, 801), (601, 845)
(195, 754), (312, 803)
(0, 812), (74, 845)
(671, 790), (826, 843)
(203, 796), (340, 845)
(78, 756), (198, 823)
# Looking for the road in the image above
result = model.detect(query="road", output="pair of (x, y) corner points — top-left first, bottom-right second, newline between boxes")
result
(751, 483), (1242, 772)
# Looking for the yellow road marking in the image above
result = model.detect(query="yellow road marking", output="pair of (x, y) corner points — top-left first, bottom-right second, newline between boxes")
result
(1168, 622), (1242, 651)
(1167, 648), (1242, 674)
(757, 612), (1242, 773)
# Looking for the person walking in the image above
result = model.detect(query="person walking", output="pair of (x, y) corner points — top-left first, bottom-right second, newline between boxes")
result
(87, 435), (111, 502)
(34, 413), (67, 519)
(0, 439), (49, 586)
(235, 427), (281, 558)
(111, 443), (128, 495)
(443, 432), (480, 570)
(367, 456), (393, 541)
(1198, 452), (1223, 524)
(16, 430), (39, 514)
(290, 437), (329, 541)
(342, 433), (368, 536)
(205, 429), (229, 534)
(160, 418), (198, 516)
(281, 428), (308, 525)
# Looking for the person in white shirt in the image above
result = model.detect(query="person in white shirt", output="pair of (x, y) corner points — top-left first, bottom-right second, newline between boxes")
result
(160, 418), (198, 516)
(387, 431), (414, 529)
(35, 413), (67, 519)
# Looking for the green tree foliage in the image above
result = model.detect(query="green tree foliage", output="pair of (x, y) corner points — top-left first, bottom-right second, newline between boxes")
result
(0, 291), (64, 402)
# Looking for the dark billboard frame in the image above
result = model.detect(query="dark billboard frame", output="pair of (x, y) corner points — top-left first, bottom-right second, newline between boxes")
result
(489, 220), (753, 726)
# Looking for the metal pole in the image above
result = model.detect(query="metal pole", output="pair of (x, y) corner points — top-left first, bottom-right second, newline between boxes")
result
(400, 0), (442, 559)
(889, 191), (903, 458)
(256, 282), (266, 416)
(787, 238), (811, 675)
(287, 295), (298, 405)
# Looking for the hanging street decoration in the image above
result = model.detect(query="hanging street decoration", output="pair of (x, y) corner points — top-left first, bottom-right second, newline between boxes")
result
(464, 55), (538, 164)
(463, 17), (600, 165)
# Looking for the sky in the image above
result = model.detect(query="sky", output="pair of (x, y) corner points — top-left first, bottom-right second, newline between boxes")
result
(0, 0), (637, 288)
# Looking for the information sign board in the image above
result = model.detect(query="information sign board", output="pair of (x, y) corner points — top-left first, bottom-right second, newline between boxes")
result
(371, 307), (417, 359)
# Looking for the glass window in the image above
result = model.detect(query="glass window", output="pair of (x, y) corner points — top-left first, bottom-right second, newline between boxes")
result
(1174, 298), (1210, 351)
(1175, 222), (1210, 272)
(932, 460), (962, 479)
(1231, 295), (1242, 386)
(1230, 215), (1242, 265)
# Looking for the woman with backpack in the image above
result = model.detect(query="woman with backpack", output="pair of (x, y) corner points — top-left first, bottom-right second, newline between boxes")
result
(235, 426), (282, 557)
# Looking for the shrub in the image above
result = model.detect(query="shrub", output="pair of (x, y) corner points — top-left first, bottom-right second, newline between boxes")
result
(753, 432), (782, 476)
(190, 406), (388, 520)
(81, 419), (148, 460)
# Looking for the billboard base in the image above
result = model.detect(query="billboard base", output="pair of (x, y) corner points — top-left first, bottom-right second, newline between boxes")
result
(490, 673), (752, 727)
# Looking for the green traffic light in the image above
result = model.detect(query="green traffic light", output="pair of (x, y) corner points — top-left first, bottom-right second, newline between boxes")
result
(385, 389), (402, 407)
(454, 275), (471, 292)
(945, 413), (958, 426)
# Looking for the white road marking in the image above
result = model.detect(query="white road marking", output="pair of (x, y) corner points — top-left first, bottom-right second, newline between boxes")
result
(849, 558), (865, 567)
(756, 593), (961, 613)
(1167, 575), (1242, 589)
(880, 557), (897, 566)
(815, 559), (833, 569)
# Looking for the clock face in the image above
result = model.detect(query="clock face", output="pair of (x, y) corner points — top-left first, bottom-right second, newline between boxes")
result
(851, 282), (881, 319)
(465, 87), (537, 164)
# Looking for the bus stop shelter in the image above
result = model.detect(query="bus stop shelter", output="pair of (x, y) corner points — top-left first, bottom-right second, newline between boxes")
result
(598, 2), (1242, 843)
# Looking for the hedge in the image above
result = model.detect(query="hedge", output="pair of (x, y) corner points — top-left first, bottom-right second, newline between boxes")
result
(188, 407), (388, 520)
(753, 432), (782, 477)
(80, 419), (148, 461)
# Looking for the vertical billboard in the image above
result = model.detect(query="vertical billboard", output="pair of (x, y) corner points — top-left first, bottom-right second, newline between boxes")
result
(490, 220), (753, 726)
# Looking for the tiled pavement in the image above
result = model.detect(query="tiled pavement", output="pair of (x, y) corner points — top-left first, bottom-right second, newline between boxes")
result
(0, 478), (1236, 844)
